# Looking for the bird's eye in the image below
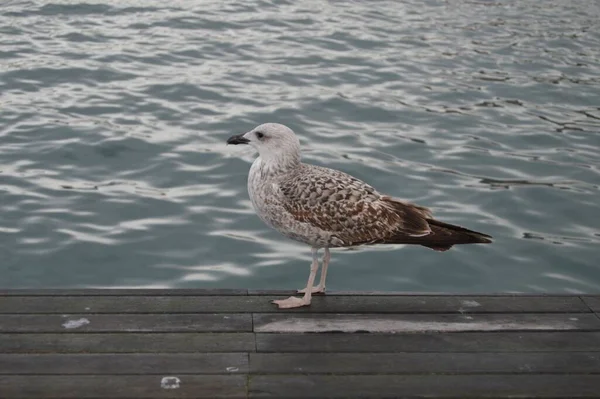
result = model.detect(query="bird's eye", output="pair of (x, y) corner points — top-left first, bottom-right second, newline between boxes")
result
(256, 132), (264, 139)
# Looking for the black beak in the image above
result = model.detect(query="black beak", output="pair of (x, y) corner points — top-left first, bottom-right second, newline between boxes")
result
(226, 134), (250, 145)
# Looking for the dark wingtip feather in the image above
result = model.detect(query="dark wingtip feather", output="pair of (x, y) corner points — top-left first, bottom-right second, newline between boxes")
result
(478, 236), (493, 244)
(426, 218), (492, 244)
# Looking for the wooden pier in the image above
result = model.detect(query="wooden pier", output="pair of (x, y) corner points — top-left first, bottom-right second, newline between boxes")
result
(1, 289), (599, 398)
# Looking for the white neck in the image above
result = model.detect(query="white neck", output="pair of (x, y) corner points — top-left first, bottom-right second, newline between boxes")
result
(255, 152), (300, 177)
(258, 147), (301, 171)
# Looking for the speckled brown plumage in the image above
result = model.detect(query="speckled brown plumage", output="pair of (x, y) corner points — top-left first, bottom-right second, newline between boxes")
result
(278, 164), (491, 250)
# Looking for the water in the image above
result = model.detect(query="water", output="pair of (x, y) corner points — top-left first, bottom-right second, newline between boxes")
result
(1, 0), (599, 292)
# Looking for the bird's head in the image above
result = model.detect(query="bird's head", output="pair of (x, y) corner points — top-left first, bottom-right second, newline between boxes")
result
(227, 123), (301, 164)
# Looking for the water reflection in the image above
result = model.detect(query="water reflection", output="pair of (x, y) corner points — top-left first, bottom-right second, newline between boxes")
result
(0, 0), (599, 292)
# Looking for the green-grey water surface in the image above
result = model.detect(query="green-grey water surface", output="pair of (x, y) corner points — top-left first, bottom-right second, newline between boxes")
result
(1, 0), (599, 292)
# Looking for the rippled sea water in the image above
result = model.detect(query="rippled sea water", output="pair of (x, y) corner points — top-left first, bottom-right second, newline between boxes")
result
(1, 0), (599, 292)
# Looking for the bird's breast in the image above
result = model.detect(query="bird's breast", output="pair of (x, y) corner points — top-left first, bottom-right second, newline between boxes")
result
(248, 159), (279, 216)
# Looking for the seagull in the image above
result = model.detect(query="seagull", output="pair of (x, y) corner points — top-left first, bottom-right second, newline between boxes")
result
(227, 123), (492, 309)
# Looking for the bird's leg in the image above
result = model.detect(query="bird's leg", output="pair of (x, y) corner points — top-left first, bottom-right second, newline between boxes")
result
(315, 247), (330, 293)
(295, 247), (321, 294)
(298, 247), (330, 294)
(273, 247), (319, 309)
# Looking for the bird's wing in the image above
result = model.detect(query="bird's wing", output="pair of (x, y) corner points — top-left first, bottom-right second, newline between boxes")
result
(278, 165), (433, 246)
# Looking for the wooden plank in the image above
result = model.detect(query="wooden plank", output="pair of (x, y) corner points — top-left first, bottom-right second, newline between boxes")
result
(2, 289), (591, 297)
(0, 289), (248, 296)
(0, 296), (273, 314)
(0, 353), (248, 375)
(248, 290), (596, 297)
(0, 313), (251, 333)
(582, 296), (600, 313)
(0, 333), (255, 353)
(249, 375), (600, 398)
(250, 352), (600, 374)
(0, 375), (246, 398)
(256, 331), (600, 353)
(0, 295), (590, 314)
(253, 313), (600, 333)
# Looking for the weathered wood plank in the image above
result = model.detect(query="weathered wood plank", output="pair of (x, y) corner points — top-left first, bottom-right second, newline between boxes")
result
(248, 290), (598, 297)
(0, 296), (268, 314)
(1, 289), (592, 297)
(582, 296), (600, 313)
(249, 375), (600, 398)
(0, 289), (248, 296)
(253, 313), (600, 333)
(0, 296), (275, 314)
(256, 331), (600, 353)
(0, 375), (246, 398)
(250, 352), (600, 374)
(0, 353), (248, 375)
(0, 333), (255, 353)
(0, 295), (590, 314)
(0, 314), (251, 333)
